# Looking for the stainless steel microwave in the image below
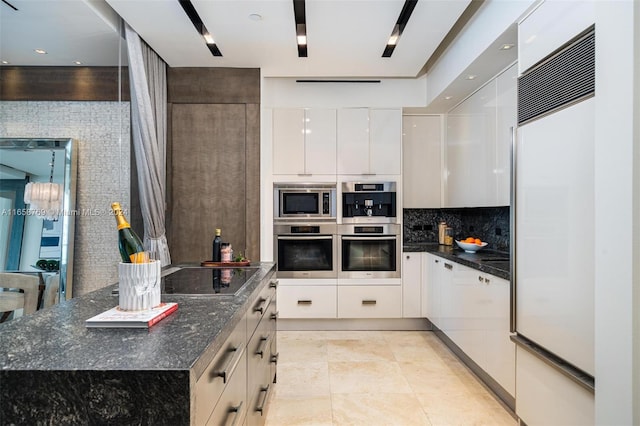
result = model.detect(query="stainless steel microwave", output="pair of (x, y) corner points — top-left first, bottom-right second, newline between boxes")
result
(274, 183), (337, 220)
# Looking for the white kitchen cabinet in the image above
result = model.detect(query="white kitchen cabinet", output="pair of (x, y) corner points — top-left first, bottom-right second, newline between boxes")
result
(444, 64), (516, 207)
(277, 285), (337, 319)
(424, 254), (452, 329)
(516, 347), (594, 425)
(402, 252), (422, 318)
(402, 115), (442, 208)
(272, 108), (336, 175)
(337, 285), (402, 318)
(518, 0), (594, 74)
(337, 108), (401, 175)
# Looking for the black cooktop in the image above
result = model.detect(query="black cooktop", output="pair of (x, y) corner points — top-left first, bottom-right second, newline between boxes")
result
(162, 267), (259, 296)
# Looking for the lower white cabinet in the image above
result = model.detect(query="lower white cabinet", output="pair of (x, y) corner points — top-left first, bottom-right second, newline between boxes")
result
(277, 285), (337, 319)
(427, 254), (514, 397)
(337, 286), (402, 318)
(402, 252), (422, 318)
(516, 347), (594, 425)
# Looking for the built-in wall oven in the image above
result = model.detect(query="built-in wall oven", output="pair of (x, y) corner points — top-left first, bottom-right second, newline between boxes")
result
(338, 224), (401, 279)
(273, 223), (337, 278)
(274, 183), (337, 220)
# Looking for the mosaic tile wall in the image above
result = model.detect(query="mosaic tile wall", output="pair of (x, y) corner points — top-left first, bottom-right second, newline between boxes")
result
(0, 101), (131, 296)
(404, 206), (510, 252)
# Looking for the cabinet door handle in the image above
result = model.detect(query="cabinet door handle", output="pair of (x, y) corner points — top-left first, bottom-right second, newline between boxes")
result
(406, 255), (410, 259)
(435, 259), (439, 263)
(255, 384), (270, 415)
(253, 297), (267, 315)
(270, 352), (279, 364)
(444, 263), (453, 270)
(362, 300), (377, 305)
(270, 311), (279, 320)
(478, 275), (484, 283)
(484, 278), (491, 284)
(226, 401), (244, 426)
(269, 280), (279, 289)
(297, 300), (312, 305)
(212, 346), (240, 384)
(255, 336), (269, 359)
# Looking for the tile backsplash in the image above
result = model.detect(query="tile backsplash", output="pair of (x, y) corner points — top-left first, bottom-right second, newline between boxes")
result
(404, 206), (510, 252)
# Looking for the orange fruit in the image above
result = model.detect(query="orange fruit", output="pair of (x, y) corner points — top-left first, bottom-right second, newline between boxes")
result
(465, 237), (475, 243)
(475, 238), (482, 245)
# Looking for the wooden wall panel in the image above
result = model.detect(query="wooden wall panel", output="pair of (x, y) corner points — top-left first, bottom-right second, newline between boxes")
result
(169, 104), (247, 263)
(245, 103), (261, 262)
(0, 66), (129, 101)
(167, 68), (259, 104)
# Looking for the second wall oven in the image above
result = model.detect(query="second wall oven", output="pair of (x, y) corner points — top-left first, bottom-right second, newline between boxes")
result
(338, 224), (401, 279)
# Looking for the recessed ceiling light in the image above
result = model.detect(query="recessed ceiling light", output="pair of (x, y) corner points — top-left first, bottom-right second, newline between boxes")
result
(466, 75), (477, 80)
(293, 1), (307, 57)
(73, 61), (82, 65)
(179, 0), (222, 56)
(296, 34), (307, 45)
(500, 43), (515, 50)
(248, 13), (262, 21)
(1, 60), (9, 65)
(203, 33), (215, 45)
(444, 96), (453, 100)
(382, 0), (418, 58)
(34, 49), (47, 54)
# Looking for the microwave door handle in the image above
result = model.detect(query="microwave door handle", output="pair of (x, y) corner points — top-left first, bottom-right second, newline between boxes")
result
(277, 236), (334, 240)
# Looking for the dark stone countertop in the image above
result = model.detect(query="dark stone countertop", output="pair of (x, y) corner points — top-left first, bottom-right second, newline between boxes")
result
(0, 262), (276, 425)
(403, 242), (511, 281)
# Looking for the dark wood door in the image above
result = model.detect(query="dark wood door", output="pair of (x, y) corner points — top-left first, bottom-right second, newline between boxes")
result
(170, 104), (248, 263)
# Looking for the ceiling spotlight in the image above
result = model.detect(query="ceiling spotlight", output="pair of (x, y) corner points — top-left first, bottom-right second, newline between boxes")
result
(34, 49), (47, 54)
(500, 43), (515, 50)
(382, 0), (418, 58)
(293, 1), (307, 57)
(248, 13), (262, 21)
(179, 0), (222, 56)
(1, 60), (9, 64)
(73, 61), (82, 65)
(444, 96), (453, 100)
(466, 75), (477, 80)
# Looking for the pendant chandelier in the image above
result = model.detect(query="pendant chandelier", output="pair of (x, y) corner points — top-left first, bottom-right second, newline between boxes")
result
(24, 151), (63, 221)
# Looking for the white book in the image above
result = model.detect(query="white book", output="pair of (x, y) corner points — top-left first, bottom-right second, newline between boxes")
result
(85, 302), (178, 328)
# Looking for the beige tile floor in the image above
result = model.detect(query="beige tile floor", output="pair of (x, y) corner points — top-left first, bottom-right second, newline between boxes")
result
(265, 330), (517, 426)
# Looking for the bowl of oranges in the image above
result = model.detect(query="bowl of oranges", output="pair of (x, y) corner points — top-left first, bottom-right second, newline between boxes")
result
(455, 237), (488, 253)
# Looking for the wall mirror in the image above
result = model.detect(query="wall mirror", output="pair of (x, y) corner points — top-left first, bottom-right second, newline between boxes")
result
(0, 138), (77, 315)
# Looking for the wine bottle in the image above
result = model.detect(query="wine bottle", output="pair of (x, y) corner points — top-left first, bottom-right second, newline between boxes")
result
(212, 228), (222, 262)
(111, 202), (145, 263)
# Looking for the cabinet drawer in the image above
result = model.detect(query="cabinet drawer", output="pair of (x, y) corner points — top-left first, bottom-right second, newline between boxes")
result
(277, 285), (337, 319)
(195, 316), (247, 426)
(337, 286), (402, 318)
(247, 278), (277, 338)
(206, 350), (247, 426)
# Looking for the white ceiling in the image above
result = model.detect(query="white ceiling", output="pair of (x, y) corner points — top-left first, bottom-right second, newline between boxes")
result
(1, 0), (471, 78)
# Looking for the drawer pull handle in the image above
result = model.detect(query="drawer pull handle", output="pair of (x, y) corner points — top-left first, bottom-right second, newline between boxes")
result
(269, 280), (279, 289)
(362, 300), (377, 305)
(270, 311), (279, 320)
(227, 401), (244, 426)
(444, 263), (453, 270)
(213, 346), (240, 384)
(270, 352), (279, 364)
(253, 297), (267, 315)
(485, 278), (490, 284)
(297, 300), (312, 305)
(478, 276), (484, 282)
(255, 336), (269, 359)
(255, 384), (270, 415)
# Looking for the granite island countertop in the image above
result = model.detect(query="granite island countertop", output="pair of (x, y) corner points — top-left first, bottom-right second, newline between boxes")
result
(403, 242), (511, 281)
(0, 262), (276, 425)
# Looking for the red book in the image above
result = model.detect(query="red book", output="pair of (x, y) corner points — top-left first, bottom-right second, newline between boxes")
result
(85, 302), (178, 328)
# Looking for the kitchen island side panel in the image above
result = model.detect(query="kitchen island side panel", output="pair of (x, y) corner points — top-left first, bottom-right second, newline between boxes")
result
(0, 370), (190, 425)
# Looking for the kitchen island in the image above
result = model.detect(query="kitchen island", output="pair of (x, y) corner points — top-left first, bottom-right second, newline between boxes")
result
(0, 262), (276, 425)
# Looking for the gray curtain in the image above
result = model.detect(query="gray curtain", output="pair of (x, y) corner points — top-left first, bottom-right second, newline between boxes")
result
(125, 23), (171, 266)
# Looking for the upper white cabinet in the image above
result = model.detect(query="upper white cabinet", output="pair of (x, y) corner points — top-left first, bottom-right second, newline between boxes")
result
(272, 108), (337, 175)
(337, 108), (402, 175)
(445, 63), (516, 208)
(402, 115), (442, 208)
(518, 0), (595, 74)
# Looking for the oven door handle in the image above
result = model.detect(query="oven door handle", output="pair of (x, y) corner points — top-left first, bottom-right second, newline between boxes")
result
(341, 236), (397, 241)
(277, 235), (334, 240)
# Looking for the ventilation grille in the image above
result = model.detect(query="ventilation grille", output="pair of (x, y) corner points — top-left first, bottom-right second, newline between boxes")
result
(518, 28), (595, 125)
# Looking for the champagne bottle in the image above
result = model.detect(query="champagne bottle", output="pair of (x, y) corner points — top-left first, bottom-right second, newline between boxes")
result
(212, 228), (222, 262)
(111, 202), (145, 263)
